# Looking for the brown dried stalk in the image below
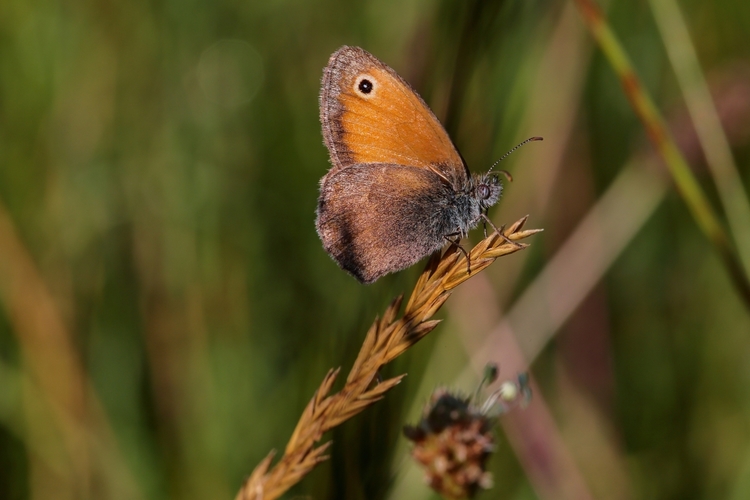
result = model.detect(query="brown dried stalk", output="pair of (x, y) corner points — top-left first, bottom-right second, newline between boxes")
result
(235, 216), (542, 500)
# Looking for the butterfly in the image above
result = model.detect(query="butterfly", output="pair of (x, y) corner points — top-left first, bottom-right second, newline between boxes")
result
(315, 46), (536, 284)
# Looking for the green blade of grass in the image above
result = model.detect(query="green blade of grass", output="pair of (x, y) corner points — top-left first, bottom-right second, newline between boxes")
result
(648, 0), (750, 282)
(573, 0), (750, 309)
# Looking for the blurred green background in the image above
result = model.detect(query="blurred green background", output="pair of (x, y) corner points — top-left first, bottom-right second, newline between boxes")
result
(2, 0), (750, 499)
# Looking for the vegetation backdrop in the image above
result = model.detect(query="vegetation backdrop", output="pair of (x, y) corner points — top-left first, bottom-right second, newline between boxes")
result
(1, 0), (750, 499)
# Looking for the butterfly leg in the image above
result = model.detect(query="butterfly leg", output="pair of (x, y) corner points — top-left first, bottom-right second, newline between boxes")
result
(444, 235), (471, 275)
(481, 213), (522, 248)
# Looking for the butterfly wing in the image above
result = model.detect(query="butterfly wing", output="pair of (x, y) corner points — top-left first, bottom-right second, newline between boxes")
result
(320, 46), (469, 187)
(316, 163), (454, 284)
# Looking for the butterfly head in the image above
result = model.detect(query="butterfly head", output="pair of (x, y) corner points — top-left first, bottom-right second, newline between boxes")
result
(473, 172), (502, 211)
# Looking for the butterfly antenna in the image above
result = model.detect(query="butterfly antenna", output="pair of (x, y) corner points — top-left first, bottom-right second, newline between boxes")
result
(487, 136), (543, 174)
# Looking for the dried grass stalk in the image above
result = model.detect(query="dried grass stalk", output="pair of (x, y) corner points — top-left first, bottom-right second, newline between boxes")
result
(235, 216), (542, 500)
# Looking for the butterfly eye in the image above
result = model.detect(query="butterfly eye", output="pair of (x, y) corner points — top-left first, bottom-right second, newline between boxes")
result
(357, 78), (374, 94)
(477, 184), (490, 199)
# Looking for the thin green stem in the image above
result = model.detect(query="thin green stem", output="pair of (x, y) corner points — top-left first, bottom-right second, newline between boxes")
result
(573, 0), (750, 309)
(649, 0), (750, 280)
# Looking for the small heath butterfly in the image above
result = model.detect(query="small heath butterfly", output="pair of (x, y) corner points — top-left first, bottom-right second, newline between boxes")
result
(316, 46), (539, 283)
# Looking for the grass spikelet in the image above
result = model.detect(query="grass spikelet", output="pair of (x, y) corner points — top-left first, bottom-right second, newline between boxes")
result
(234, 217), (541, 500)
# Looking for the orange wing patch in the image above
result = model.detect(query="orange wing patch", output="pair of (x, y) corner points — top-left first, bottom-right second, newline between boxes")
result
(320, 47), (468, 185)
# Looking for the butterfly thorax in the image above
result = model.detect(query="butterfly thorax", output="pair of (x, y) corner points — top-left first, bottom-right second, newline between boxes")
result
(428, 172), (502, 240)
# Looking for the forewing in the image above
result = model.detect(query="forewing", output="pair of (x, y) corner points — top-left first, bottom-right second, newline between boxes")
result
(320, 46), (468, 186)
